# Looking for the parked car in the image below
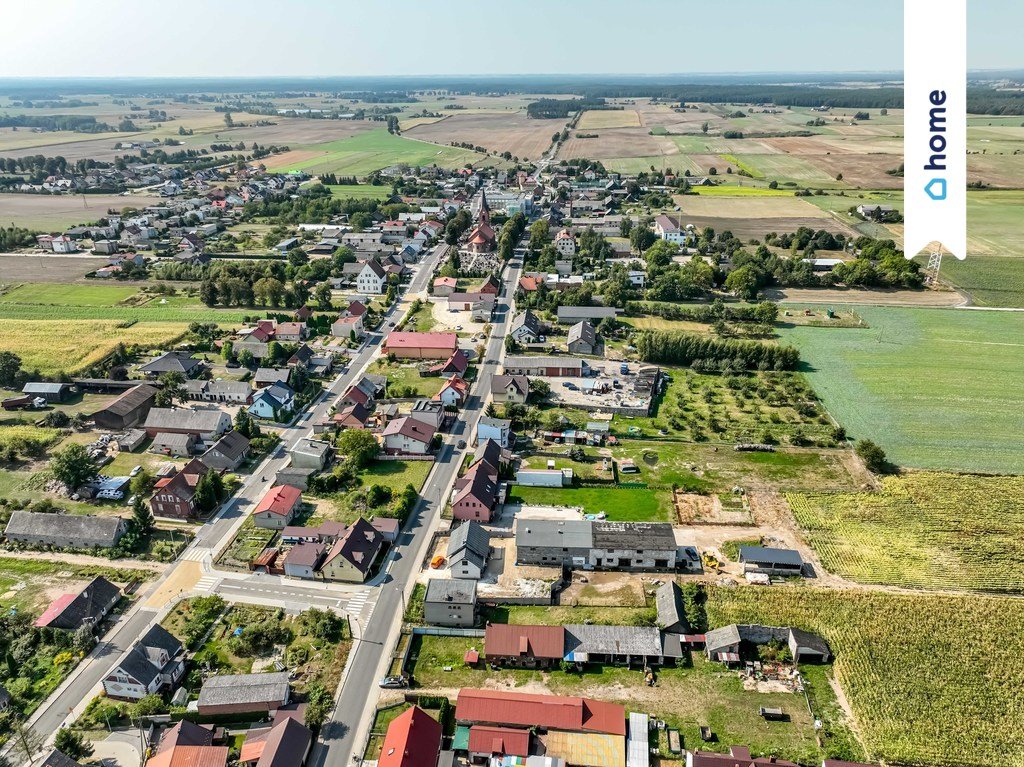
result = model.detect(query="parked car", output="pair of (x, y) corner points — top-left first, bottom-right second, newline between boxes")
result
(379, 675), (408, 689)
(456, 439), (466, 450)
(130, 465), (143, 477)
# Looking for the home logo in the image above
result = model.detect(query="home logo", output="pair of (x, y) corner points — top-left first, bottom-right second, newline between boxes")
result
(923, 90), (949, 202)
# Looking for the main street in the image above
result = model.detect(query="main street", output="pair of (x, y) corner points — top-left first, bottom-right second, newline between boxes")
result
(15, 241), (450, 759)
(311, 250), (524, 767)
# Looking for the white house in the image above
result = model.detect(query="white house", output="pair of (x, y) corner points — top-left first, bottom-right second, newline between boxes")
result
(382, 416), (435, 455)
(653, 214), (687, 244)
(477, 416), (512, 448)
(101, 625), (184, 701)
(51, 235), (79, 254)
(554, 228), (576, 256)
(331, 314), (364, 338)
(356, 259), (387, 295)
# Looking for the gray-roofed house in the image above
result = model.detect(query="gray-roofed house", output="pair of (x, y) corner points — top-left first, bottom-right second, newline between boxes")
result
(185, 379), (253, 405)
(289, 438), (333, 470)
(150, 431), (199, 457)
(33, 576), (121, 630)
(424, 579), (478, 627)
(254, 367), (292, 389)
(705, 624), (831, 665)
(477, 416), (511, 448)
(508, 310), (543, 344)
(656, 581), (689, 634)
(556, 306), (621, 324)
(92, 384), (159, 430)
(447, 521), (491, 580)
(515, 519), (680, 571)
(282, 542), (327, 580)
(5, 512), (128, 550)
(566, 321), (598, 356)
(738, 546), (805, 576)
(197, 672), (291, 716)
(490, 374), (529, 404)
(139, 351), (204, 378)
(563, 624), (684, 667)
(201, 430), (251, 471)
(241, 717), (313, 767)
(103, 624), (185, 701)
(22, 382), (75, 403)
(142, 408), (231, 441)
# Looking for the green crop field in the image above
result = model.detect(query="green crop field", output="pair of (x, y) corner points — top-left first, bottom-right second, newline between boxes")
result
(727, 154), (840, 186)
(689, 184), (796, 197)
(603, 155), (703, 175)
(270, 129), (490, 176)
(0, 283), (140, 306)
(326, 184), (394, 200)
(780, 306), (1024, 474)
(789, 473), (1024, 592)
(708, 586), (1024, 767)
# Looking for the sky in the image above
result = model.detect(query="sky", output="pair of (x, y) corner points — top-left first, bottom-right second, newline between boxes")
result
(0, 0), (1020, 79)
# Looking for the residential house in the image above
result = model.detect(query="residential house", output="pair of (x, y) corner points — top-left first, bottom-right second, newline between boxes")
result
(738, 546), (804, 576)
(331, 314), (364, 339)
(427, 349), (470, 377)
(448, 522), (491, 580)
(447, 292), (495, 314)
(687, 748), (798, 767)
(409, 399), (447, 430)
(384, 332), (459, 360)
(275, 322), (306, 343)
(282, 542), (327, 580)
(653, 214), (686, 244)
(253, 368), (292, 389)
(356, 259), (387, 295)
(253, 485), (303, 530)
(567, 321), (598, 356)
(139, 351), (204, 379)
(490, 374), (529, 404)
(436, 375), (470, 408)
(102, 625), (185, 701)
(382, 417), (436, 455)
(378, 706), (441, 767)
(704, 625), (831, 665)
(319, 518), (384, 583)
(248, 383), (296, 420)
(150, 458), (213, 520)
(451, 461), (499, 522)
(515, 520), (681, 571)
(340, 376), (384, 408)
(201, 431), (251, 471)
(484, 624), (565, 669)
(424, 579), (477, 627)
(92, 384), (158, 430)
(5, 513), (128, 550)
(32, 576), (121, 630)
(290, 438), (332, 470)
(502, 356), (585, 377)
(477, 416), (511, 449)
(142, 408), (231, 441)
(331, 403), (371, 430)
(554, 228), (576, 256)
(196, 672), (290, 716)
(508, 311), (543, 344)
(184, 380), (253, 405)
(150, 431), (198, 457)
(239, 717), (313, 767)
(433, 277), (458, 296)
(556, 306), (621, 324)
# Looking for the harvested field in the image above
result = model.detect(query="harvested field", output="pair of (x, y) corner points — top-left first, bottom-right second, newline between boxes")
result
(0, 193), (163, 230)
(0, 254), (109, 282)
(560, 128), (676, 160)
(576, 109), (641, 129)
(804, 153), (903, 189)
(680, 215), (856, 241)
(676, 195), (834, 219)
(767, 287), (964, 307)
(406, 112), (555, 160)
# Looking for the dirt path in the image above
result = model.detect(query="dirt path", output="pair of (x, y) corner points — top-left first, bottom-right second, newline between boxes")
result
(0, 548), (168, 572)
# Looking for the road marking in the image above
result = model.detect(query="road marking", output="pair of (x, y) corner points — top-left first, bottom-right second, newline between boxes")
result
(194, 576), (220, 592)
(178, 547), (210, 561)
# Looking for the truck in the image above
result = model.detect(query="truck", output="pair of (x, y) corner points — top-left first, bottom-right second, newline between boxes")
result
(0, 395), (44, 411)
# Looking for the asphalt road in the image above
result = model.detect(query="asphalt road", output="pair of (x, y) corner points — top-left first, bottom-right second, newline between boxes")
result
(311, 253), (523, 767)
(14, 242), (450, 761)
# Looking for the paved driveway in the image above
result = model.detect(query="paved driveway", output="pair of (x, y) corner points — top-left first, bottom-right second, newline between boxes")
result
(91, 730), (143, 767)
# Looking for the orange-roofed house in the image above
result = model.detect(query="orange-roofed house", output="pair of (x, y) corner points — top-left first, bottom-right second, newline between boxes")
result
(436, 375), (470, 408)
(384, 332), (459, 360)
(455, 688), (626, 737)
(379, 706), (441, 767)
(146, 745), (229, 767)
(253, 485), (303, 530)
(433, 277), (458, 297)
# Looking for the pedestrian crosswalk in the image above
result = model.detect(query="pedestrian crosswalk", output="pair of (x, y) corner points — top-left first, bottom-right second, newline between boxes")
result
(179, 547), (210, 562)
(343, 590), (373, 617)
(194, 575), (220, 592)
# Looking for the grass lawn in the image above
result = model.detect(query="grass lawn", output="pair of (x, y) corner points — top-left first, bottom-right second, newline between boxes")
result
(0, 556), (147, 615)
(509, 485), (668, 522)
(0, 283), (141, 306)
(789, 472), (1024, 593)
(325, 184), (394, 200)
(360, 460), (432, 493)
(709, 585), (1024, 767)
(369, 359), (445, 398)
(404, 301), (437, 332)
(779, 306), (1024, 473)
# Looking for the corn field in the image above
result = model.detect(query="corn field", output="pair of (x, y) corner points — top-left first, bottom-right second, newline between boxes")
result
(788, 473), (1024, 593)
(708, 586), (1024, 767)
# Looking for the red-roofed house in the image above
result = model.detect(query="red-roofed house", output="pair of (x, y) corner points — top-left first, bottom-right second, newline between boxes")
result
(428, 348), (470, 376)
(455, 688), (626, 737)
(433, 277), (458, 297)
(253, 485), (303, 530)
(436, 375), (470, 408)
(150, 458), (212, 520)
(146, 745), (229, 767)
(468, 726), (530, 759)
(485, 624), (565, 668)
(345, 300), (368, 318)
(451, 461), (499, 522)
(688, 747), (799, 767)
(518, 276), (541, 293)
(384, 332), (458, 360)
(478, 274), (500, 295)
(331, 314), (364, 339)
(382, 417), (436, 455)
(379, 706), (441, 767)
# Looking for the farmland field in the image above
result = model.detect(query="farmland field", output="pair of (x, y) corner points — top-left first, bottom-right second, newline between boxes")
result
(708, 586), (1024, 767)
(0, 283), (139, 306)
(0, 193), (163, 230)
(790, 473), (1024, 592)
(0, 319), (190, 374)
(325, 184), (394, 200)
(779, 306), (1024, 474)
(405, 113), (555, 160)
(264, 129), (491, 176)
(576, 109), (641, 129)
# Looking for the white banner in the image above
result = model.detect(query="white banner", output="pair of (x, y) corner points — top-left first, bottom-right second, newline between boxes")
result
(903, 0), (967, 260)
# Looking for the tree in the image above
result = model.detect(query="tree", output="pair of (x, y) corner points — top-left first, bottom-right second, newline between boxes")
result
(194, 472), (218, 512)
(155, 371), (185, 407)
(73, 623), (95, 652)
(336, 428), (380, 469)
(701, 121), (709, 134)
(528, 378), (551, 400)
(223, 112), (234, 128)
(234, 408), (261, 439)
(54, 728), (94, 761)
(619, 216), (633, 238)
(50, 443), (96, 491)
(8, 718), (44, 763)
(856, 439), (891, 474)
(238, 349), (255, 369)
(253, 277), (285, 307)
(723, 265), (763, 300)
(131, 494), (155, 535)
(130, 467), (155, 498)
(304, 682), (333, 729)
(0, 351), (21, 388)
(315, 282), (333, 309)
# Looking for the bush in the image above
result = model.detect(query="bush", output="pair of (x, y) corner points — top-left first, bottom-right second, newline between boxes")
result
(856, 439), (892, 474)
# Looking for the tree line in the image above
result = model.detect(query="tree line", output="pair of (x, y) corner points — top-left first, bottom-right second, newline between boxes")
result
(636, 331), (800, 371)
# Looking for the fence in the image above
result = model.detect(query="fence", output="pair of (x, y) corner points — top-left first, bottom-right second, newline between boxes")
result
(411, 626), (486, 638)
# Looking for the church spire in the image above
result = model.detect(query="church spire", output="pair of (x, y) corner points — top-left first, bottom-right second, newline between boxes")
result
(479, 189), (490, 225)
